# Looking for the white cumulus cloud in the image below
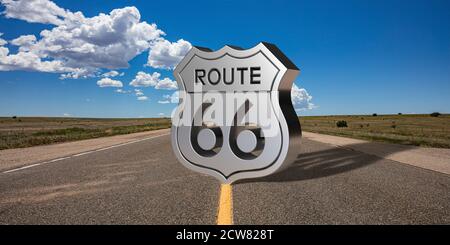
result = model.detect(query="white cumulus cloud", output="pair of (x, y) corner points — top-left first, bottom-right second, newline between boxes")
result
(0, 1), (191, 79)
(155, 77), (177, 90)
(134, 89), (144, 96)
(147, 39), (191, 69)
(0, 33), (8, 46)
(0, 0), (70, 25)
(115, 88), (130, 93)
(102, 70), (123, 78)
(291, 84), (316, 111)
(0, 4), (163, 75)
(130, 71), (159, 87)
(97, 77), (123, 87)
(169, 91), (179, 103)
(159, 91), (179, 104)
(0, 49), (71, 73)
(10, 34), (37, 51)
(137, 96), (148, 101)
(130, 71), (177, 90)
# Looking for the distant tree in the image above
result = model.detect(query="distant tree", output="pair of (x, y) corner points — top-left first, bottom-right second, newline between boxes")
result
(372, 113), (377, 117)
(12, 116), (17, 119)
(336, 120), (348, 128)
(398, 113), (402, 115)
(430, 112), (441, 117)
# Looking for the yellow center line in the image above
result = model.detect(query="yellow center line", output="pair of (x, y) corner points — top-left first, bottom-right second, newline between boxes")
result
(217, 183), (233, 225)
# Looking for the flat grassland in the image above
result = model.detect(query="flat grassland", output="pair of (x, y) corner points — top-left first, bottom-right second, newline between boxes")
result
(300, 114), (450, 148)
(1, 114), (449, 150)
(0, 117), (171, 150)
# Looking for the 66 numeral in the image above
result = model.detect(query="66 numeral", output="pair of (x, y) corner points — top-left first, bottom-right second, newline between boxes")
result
(191, 100), (265, 159)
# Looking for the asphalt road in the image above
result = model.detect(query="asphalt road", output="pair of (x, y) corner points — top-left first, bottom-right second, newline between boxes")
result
(0, 133), (449, 224)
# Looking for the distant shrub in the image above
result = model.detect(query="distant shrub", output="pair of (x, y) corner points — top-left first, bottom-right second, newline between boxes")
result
(359, 124), (364, 128)
(366, 123), (370, 127)
(430, 112), (441, 117)
(12, 116), (17, 119)
(391, 121), (396, 129)
(398, 113), (402, 115)
(372, 113), (377, 117)
(336, 120), (348, 128)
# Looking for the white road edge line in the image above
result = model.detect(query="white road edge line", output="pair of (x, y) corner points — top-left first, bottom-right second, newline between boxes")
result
(3, 163), (43, 173)
(2, 133), (170, 174)
(73, 151), (94, 157)
(49, 157), (70, 162)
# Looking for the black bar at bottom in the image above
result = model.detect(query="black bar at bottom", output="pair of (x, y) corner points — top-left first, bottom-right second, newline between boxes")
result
(0, 225), (447, 243)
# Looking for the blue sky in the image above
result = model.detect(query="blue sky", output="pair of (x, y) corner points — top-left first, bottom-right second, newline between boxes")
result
(0, 0), (449, 118)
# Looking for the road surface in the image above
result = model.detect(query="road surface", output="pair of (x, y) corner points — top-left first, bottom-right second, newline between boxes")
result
(0, 131), (449, 224)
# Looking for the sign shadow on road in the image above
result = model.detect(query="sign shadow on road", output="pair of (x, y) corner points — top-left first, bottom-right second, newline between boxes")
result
(235, 141), (410, 183)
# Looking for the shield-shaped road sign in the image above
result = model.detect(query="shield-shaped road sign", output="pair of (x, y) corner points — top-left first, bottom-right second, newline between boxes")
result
(171, 42), (301, 183)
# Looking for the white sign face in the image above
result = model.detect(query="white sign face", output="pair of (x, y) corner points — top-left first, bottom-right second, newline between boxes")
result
(171, 42), (301, 183)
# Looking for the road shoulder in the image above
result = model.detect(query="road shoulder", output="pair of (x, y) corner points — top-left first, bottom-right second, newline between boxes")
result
(303, 131), (450, 175)
(0, 128), (170, 172)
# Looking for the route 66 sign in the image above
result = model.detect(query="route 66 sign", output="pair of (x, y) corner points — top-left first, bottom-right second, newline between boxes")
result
(171, 42), (301, 183)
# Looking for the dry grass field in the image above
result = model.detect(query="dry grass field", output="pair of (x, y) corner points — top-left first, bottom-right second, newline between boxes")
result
(300, 114), (450, 148)
(1, 114), (449, 150)
(0, 117), (171, 150)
